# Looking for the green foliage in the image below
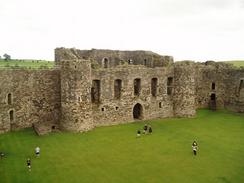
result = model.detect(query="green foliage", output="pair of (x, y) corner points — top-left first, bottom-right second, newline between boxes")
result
(0, 109), (244, 183)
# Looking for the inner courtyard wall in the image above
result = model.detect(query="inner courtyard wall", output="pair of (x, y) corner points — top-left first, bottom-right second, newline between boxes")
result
(0, 47), (243, 135)
(0, 69), (61, 134)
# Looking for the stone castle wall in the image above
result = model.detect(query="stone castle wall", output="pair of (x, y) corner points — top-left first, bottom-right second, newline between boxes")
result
(91, 65), (174, 127)
(0, 69), (61, 134)
(0, 47), (243, 135)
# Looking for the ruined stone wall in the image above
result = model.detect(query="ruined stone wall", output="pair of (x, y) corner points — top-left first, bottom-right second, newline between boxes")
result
(91, 65), (175, 127)
(60, 60), (94, 132)
(0, 69), (61, 134)
(194, 62), (230, 109)
(173, 62), (196, 117)
(224, 68), (244, 112)
(55, 48), (174, 68)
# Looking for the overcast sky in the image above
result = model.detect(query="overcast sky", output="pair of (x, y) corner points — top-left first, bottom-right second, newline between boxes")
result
(0, 0), (244, 61)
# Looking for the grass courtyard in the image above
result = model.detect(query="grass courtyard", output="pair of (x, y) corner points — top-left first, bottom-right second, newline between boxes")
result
(0, 109), (244, 183)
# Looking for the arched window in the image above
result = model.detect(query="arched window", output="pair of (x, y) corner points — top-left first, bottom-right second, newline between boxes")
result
(103, 58), (109, 68)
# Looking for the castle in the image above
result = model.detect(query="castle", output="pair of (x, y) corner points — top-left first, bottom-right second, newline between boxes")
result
(0, 48), (243, 135)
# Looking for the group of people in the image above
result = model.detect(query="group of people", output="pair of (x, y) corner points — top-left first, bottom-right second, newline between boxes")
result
(137, 124), (199, 156)
(26, 146), (40, 172)
(137, 124), (152, 137)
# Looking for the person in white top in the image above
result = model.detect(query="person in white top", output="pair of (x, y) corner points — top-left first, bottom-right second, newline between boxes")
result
(192, 141), (198, 155)
(35, 147), (40, 157)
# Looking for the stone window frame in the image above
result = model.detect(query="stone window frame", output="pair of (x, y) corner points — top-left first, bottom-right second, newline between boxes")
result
(102, 58), (109, 68)
(167, 77), (173, 95)
(91, 80), (101, 103)
(8, 109), (15, 123)
(114, 79), (122, 99)
(211, 82), (216, 90)
(159, 102), (162, 108)
(7, 93), (13, 105)
(134, 78), (141, 96)
(151, 77), (158, 97)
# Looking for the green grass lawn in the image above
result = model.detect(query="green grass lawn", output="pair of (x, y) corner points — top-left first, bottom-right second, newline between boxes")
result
(0, 109), (244, 183)
(0, 59), (54, 69)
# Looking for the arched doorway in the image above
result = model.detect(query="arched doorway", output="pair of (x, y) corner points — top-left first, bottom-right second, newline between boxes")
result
(133, 103), (143, 119)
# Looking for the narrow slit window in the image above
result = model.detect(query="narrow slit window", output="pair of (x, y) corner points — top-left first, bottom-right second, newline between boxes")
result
(167, 77), (173, 95)
(9, 110), (14, 122)
(7, 93), (12, 105)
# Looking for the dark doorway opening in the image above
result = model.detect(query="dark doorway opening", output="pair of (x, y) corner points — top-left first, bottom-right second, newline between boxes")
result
(133, 103), (143, 119)
(210, 93), (216, 110)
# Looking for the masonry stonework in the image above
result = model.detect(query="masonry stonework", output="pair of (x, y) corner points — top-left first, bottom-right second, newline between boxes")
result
(0, 48), (243, 135)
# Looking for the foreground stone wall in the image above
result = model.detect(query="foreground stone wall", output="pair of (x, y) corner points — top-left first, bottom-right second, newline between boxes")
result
(0, 69), (61, 134)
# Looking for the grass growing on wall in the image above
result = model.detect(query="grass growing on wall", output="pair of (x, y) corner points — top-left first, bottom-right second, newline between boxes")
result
(0, 109), (244, 183)
(0, 59), (54, 69)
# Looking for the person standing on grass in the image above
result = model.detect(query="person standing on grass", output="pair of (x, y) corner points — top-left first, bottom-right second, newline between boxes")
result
(137, 130), (141, 137)
(143, 124), (148, 134)
(192, 141), (198, 155)
(27, 158), (31, 171)
(35, 146), (40, 157)
(148, 126), (152, 134)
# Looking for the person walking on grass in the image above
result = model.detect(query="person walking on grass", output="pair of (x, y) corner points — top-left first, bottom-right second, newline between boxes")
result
(35, 146), (40, 157)
(192, 141), (198, 155)
(27, 158), (31, 171)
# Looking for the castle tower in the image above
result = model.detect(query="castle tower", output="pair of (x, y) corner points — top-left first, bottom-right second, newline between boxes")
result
(173, 62), (196, 117)
(60, 59), (94, 132)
